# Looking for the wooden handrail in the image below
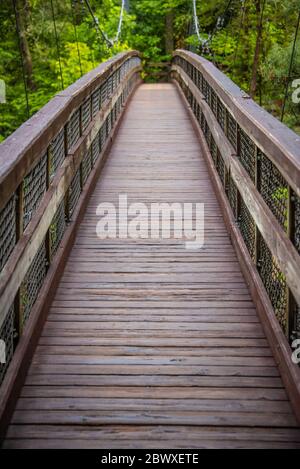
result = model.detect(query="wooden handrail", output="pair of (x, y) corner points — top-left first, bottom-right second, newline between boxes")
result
(0, 51), (140, 211)
(0, 52), (142, 404)
(171, 49), (300, 422)
(174, 50), (300, 197)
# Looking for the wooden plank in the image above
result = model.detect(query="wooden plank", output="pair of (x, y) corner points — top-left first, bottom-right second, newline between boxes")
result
(0, 74), (141, 440)
(0, 51), (141, 210)
(3, 83), (300, 448)
(0, 67), (142, 331)
(173, 79), (300, 425)
(173, 50), (300, 196)
(172, 66), (300, 306)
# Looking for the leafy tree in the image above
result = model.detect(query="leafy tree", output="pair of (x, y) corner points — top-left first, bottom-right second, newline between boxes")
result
(0, 0), (299, 141)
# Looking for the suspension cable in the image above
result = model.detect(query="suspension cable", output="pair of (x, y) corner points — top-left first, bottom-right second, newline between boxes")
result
(83, 0), (113, 48)
(192, 0), (202, 44)
(281, 9), (300, 122)
(112, 0), (125, 44)
(50, 0), (64, 89)
(70, 0), (83, 77)
(12, 0), (30, 118)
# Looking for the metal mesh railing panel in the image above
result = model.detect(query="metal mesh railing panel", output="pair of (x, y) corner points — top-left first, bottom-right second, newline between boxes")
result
(227, 174), (238, 219)
(92, 132), (101, 165)
(0, 194), (17, 272)
(227, 111), (237, 151)
(66, 109), (81, 151)
(101, 80), (108, 106)
(239, 197), (256, 261)
(68, 168), (81, 218)
(239, 128), (256, 183)
(23, 153), (47, 229)
(49, 128), (65, 180)
(21, 241), (47, 326)
(217, 97), (226, 132)
(81, 149), (93, 186)
(0, 305), (15, 386)
(216, 151), (225, 187)
(294, 193), (300, 255)
(258, 152), (288, 230)
(81, 98), (92, 133)
(172, 55), (300, 345)
(210, 136), (218, 166)
(50, 201), (66, 258)
(258, 236), (288, 333)
(92, 87), (101, 117)
(100, 123), (107, 151)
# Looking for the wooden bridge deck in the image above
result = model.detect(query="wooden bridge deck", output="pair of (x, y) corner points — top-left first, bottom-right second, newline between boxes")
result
(4, 83), (300, 448)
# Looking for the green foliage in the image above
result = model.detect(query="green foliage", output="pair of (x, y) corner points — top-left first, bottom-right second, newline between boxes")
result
(0, 0), (299, 141)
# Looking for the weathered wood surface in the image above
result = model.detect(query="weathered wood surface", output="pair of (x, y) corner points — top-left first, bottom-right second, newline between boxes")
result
(174, 50), (300, 196)
(0, 66), (141, 332)
(171, 65), (300, 314)
(3, 84), (300, 449)
(0, 51), (140, 211)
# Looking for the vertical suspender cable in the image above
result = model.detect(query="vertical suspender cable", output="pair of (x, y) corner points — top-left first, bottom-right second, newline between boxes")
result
(114, 0), (125, 43)
(50, 0), (64, 89)
(83, 0), (113, 47)
(281, 9), (300, 122)
(192, 0), (202, 44)
(12, 0), (30, 118)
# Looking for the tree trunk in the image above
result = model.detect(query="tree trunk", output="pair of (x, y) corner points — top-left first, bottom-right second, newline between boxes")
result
(165, 10), (174, 55)
(15, 0), (35, 90)
(249, 0), (265, 98)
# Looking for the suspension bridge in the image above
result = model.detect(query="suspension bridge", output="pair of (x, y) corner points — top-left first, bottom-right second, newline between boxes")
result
(0, 50), (300, 448)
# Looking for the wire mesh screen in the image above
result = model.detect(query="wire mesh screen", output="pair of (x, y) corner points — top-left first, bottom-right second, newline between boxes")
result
(227, 174), (238, 220)
(239, 197), (256, 261)
(68, 168), (81, 218)
(239, 128), (256, 183)
(227, 111), (237, 151)
(106, 113), (112, 138)
(0, 55), (142, 390)
(49, 128), (65, 180)
(92, 132), (101, 165)
(258, 152), (288, 230)
(0, 304), (15, 386)
(201, 77), (210, 103)
(0, 194), (17, 272)
(101, 80), (108, 106)
(23, 152), (47, 229)
(100, 123), (107, 151)
(50, 201), (66, 259)
(66, 109), (81, 152)
(172, 56), (300, 344)
(294, 193), (300, 255)
(258, 235), (288, 334)
(216, 151), (225, 187)
(217, 97), (226, 132)
(107, 76), (113, 100)
(92, 87), (101, 117)
(21, 240), (47, 327)
(210, 89), (218, 116)
(81, 149), (93, 186)
(210, 136), (218, 166)
(81, 98), (92, 133)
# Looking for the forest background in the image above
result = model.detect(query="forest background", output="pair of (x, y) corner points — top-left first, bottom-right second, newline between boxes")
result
(0, 0), (299, 142)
